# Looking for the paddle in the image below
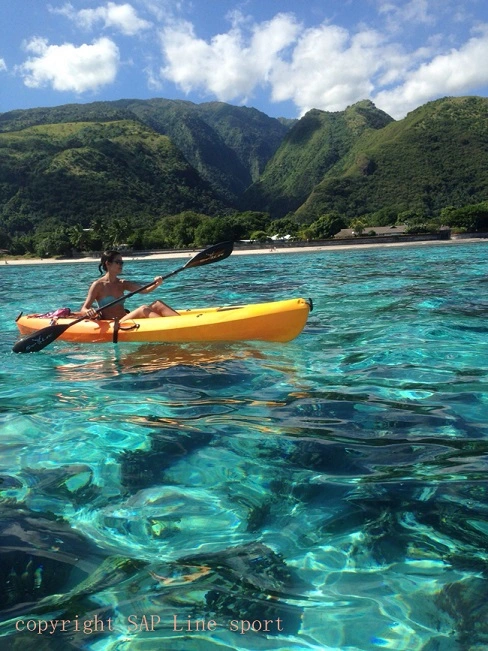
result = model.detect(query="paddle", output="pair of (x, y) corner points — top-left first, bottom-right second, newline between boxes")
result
(12, 240), (234, 353)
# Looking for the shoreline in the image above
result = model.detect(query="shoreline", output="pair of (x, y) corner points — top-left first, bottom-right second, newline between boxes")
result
(1, 237), (487, 266)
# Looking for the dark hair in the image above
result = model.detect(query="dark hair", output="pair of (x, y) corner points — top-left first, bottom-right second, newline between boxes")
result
(99, 250), (121, 275)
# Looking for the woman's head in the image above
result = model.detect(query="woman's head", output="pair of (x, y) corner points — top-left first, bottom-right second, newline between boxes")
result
(99, 250), (124, 274)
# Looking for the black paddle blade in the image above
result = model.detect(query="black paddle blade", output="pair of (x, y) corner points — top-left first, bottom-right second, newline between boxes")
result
(12, 322), (72, 353)
(184, 241), (233, 269)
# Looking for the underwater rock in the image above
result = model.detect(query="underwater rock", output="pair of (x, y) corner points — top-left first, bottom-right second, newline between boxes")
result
(177, 542), (307, 635)
(179, 542), (302, 591)
(0, 506), (144, 618)
(0, 475), (25, 506)
(37, 555), (146, 610)
(245, 501), (272, 533)
(435, 577), (488, 648)
(317, 502), (410, 565)
(416, 500), (488, 552)
(287, 440), (371, 476)
(120, 429), (213, 492)
(22, 464), (100, 506)
(0, 507), (97, 614)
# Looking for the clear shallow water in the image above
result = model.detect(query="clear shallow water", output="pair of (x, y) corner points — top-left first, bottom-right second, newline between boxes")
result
(1, 242), (488, 651)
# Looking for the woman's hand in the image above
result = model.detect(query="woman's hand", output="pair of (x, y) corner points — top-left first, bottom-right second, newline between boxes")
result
(152, 276), (163, 288)
(83, 308), (99, 319)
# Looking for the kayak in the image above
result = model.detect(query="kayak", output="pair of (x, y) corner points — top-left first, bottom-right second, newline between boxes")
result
(16, 298), (312, 344)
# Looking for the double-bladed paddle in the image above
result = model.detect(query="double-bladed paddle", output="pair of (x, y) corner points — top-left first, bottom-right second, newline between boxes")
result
(12, 240), (234, 353)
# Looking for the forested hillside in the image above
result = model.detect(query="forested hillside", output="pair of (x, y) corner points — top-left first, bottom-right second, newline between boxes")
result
(243, 100), (393, 218)
(0, 95), (487, 255)
(0, 98), (289, 204)
(0, 120), (223, 227)
(293, 96), (488, 223)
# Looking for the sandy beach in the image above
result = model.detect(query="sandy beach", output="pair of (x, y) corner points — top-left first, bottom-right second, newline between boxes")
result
(1, 237), (486, 266)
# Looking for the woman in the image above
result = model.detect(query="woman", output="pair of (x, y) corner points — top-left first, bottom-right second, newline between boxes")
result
(81, 250), (179, 321)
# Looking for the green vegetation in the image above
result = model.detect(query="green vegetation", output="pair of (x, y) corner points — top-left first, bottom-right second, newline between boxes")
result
(440, 201), (488, 232)
(137, 211), (269, 250)
(300, 213), (346, 240)
(0, 98), (289, 205)
(243, 100), (393, 218)
(294, 96), (488, 222)
(1, 95), (488, 257)
(2, 209), (272, 257)
(0, 120), (225, 254)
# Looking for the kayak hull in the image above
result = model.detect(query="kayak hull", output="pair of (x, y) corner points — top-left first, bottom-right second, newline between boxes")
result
(16, 298), (312, 344)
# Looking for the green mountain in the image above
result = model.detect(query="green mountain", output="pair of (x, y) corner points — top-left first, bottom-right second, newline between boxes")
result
(0, 119), (223, 233)
(293, 96), (488, 222)
(0, 98), (289, 204)
(242, 100), (394, 218)
(1, 95), (487, 252)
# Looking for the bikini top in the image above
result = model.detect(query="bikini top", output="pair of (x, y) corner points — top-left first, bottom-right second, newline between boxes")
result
(97, 294), (125, 308)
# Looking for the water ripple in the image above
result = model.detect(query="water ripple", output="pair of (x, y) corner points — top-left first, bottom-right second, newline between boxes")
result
(2, 242), (488, 649)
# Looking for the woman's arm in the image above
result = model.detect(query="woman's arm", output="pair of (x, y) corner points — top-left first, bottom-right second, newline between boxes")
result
(81, 281), (99, 315)
(123, 277), (163, 294)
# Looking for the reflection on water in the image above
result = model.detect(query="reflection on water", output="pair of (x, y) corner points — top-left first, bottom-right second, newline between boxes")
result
(1, 242), (488, 650)
(54, 343), (267, 381)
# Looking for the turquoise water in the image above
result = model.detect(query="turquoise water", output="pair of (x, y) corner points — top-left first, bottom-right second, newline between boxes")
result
(1, 241), (488, 651)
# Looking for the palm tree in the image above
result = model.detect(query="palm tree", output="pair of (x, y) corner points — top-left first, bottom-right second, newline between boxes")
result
(68, 224), (85, 250)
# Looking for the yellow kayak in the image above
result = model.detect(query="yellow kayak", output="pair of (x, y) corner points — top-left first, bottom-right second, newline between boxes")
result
(16, 298), (312, 344)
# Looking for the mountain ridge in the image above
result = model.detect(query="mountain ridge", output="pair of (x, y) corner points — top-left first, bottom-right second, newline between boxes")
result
(1, 95), (487, 253)
(243, 99), (394, 218)
(294, 95), (488, 222)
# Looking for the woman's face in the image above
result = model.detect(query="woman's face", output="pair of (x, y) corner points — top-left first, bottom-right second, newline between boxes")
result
(108, 257), (124, 272)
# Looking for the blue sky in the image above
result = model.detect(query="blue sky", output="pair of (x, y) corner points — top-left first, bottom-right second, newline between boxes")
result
(1, 0), (488, 119)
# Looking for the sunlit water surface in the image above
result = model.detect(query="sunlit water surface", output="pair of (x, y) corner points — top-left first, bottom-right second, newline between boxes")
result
(1, 242), (488, 651)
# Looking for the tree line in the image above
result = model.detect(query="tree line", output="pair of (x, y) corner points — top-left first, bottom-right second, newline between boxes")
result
(1, 200), (487, 258)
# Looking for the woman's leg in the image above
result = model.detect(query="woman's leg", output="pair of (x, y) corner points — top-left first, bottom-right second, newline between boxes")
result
(121, 300), (179, 321)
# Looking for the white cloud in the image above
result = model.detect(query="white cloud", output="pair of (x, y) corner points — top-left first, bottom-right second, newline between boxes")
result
(0, 58), (7, 72)
(53, 2), (151, 36)
(159, 13), (300, 102)
(134, 0), (183, 23)
(145, 63), (163, 91)
(270, 25), (397, 114)
(159, 17), (397, 115)
(19, 37), (120, 93)
(374, 26), (488, 116)
(378, 0), (436, 32)
(156, 10), (488, 120)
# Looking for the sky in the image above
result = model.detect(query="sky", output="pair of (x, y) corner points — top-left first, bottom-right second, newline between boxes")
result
(1, 0), (488, 120)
